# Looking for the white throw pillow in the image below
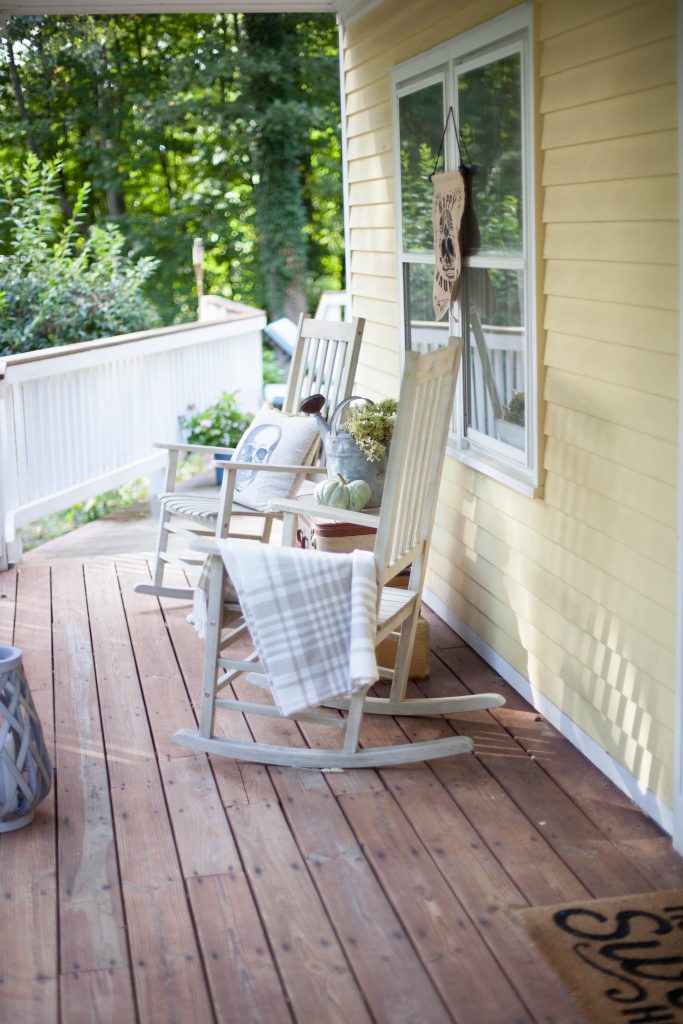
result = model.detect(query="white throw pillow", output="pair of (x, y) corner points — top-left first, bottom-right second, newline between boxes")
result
(232, 404), (320, 511)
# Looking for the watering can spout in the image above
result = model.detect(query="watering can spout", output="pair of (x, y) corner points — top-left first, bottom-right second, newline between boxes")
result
(299, 393), (329, 436)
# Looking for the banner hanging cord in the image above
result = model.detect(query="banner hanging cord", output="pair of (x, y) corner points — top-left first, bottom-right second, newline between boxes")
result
(428, 106), (472, 180)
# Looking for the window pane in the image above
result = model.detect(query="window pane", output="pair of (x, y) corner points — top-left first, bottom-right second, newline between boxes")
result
(458, 53), (522, 257)
(399, 82), (444, 252)
(403, 263), (451, 352)
(465, 268), (525, 451)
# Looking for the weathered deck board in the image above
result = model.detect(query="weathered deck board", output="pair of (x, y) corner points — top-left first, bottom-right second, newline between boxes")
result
(117, 564), (200, 758)
(229, 800), (373, 1024)
(157, 564), (278, 808)
(51, 563), (130, 994)
(83, 560), (214, 1024)
(406, 668), (590, 904)
(350, 705), (584, 1024)
(380, 763), (585, 1024)
(270, 767), (453, 1024)
(2, 552), (683, 1024)
(0, 566), (58, 1024)
(186, 871), (293, 1024)
(500, 706), (683, 890)
(0, 567), (16, 644)
(339, 788), (530, 1024)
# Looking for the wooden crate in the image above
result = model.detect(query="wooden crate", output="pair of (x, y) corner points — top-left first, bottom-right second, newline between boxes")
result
(376, 618), (430, 679)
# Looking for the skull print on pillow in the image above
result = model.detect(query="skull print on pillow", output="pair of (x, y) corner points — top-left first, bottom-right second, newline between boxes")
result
(231, 404), (320, 511)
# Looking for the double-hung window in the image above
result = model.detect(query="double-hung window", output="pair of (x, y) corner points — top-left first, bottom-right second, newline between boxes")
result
(392, 6), (537, 494)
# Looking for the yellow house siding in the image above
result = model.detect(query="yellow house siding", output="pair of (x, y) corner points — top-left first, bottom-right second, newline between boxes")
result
(539, 0), (674, 75)
(539, 38), (677, 111)
(343, 0), (679, 810)
(543, 221), (678, 264)
(544, 297), (677, 355)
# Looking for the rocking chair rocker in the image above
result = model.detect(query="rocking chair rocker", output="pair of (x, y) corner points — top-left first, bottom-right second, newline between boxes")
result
(173, 341), (505, 768)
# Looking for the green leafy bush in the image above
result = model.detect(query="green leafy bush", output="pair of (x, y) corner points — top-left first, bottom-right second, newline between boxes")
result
(24, 478), (150, 550)
(0, 155), (161, 355)
(179, 391), (253, 448)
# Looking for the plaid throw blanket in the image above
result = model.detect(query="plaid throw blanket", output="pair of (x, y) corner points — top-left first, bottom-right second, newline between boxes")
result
(219, 539), (378, 716)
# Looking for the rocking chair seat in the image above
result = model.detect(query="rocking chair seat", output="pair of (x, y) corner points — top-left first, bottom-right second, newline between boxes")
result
(376, 586), (418, 642)
(159, 493), (258, 524)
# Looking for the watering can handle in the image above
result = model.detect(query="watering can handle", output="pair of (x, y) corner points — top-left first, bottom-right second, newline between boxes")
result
(329, 395), (374, 436)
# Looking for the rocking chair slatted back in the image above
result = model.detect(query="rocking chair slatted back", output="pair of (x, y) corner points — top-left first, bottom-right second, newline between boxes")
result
(373, 339), (462, 590)
(282, 315), (364, 418)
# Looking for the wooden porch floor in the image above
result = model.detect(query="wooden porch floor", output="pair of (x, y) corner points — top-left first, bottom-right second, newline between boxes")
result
(2, 554), (683, 1024)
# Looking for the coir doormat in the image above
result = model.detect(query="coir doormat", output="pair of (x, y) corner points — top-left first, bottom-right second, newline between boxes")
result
(518, 890), (683, 1024)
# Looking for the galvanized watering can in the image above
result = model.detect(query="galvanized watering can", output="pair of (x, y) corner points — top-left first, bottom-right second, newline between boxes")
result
(300, 394), (388, 508)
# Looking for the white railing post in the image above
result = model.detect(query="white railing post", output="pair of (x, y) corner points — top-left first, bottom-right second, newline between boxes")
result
(0, 364), (23, 568)
(0, 361), (6, 570)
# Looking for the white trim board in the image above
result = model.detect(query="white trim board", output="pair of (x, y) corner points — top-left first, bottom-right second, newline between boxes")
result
(423, 585), (675, 838)
(338, 21), (352, 314)
(673, 0), (683, 854)
(0, 0), (379, 16)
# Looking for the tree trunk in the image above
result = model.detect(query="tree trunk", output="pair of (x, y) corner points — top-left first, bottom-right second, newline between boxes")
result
(95, 20), (126, 218)
(244, 15), (309, 321)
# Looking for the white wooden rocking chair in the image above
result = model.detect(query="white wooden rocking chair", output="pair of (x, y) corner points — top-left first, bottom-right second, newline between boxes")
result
(174, 340), (505, 768)
(135, 314), (365, 601)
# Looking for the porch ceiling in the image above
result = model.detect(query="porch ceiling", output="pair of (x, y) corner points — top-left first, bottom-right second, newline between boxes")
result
(0, 0), (373, 19)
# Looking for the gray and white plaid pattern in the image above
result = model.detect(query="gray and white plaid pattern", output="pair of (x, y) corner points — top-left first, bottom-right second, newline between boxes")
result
(220, 539), (378, 716)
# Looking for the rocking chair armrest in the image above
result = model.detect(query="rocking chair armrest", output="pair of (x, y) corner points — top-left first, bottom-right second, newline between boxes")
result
(270, 497), (380, 529)
(153, 441), (237, 456)
(214, 459), (323, 475)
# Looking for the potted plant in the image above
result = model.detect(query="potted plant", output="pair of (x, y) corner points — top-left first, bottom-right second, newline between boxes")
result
(495, 390), (525, 450)
(324, 397), (397, 507)
(343, 398), (397, 463)
(179, 391), (252, 484)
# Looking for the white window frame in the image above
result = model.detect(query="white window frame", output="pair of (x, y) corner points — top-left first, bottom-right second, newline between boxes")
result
(391, 5), (538, 496)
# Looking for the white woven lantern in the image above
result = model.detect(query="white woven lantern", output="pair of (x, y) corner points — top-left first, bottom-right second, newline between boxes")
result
(0, 645), (52, 832)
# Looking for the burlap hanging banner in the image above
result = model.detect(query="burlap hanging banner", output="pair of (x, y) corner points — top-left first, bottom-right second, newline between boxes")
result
(431, 169), (465, 321)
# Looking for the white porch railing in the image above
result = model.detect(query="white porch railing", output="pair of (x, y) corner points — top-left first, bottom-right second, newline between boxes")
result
(0, 296), (265, 568)
(411, 321), (525, 440)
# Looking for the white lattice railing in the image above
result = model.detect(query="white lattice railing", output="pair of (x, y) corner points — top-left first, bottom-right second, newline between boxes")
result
(0, 296), (265, 568)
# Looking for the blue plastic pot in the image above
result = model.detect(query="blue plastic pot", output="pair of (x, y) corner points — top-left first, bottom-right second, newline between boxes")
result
(214, 452), (232, 486)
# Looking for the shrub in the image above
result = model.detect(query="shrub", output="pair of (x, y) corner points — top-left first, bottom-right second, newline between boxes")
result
(179, 391), (252, 448)
(0, 155), (161, 355)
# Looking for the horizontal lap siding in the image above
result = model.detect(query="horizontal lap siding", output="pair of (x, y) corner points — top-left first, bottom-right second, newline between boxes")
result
(538, 0), (679, 805)
(343, 0), (679, 808)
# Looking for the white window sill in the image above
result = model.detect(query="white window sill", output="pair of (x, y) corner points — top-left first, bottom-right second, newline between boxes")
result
(446, 438), (543, 499)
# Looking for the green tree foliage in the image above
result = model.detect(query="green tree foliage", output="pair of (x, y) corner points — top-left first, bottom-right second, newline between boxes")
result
(0, 154), (160, 353)
(0, 13), (343, 328)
